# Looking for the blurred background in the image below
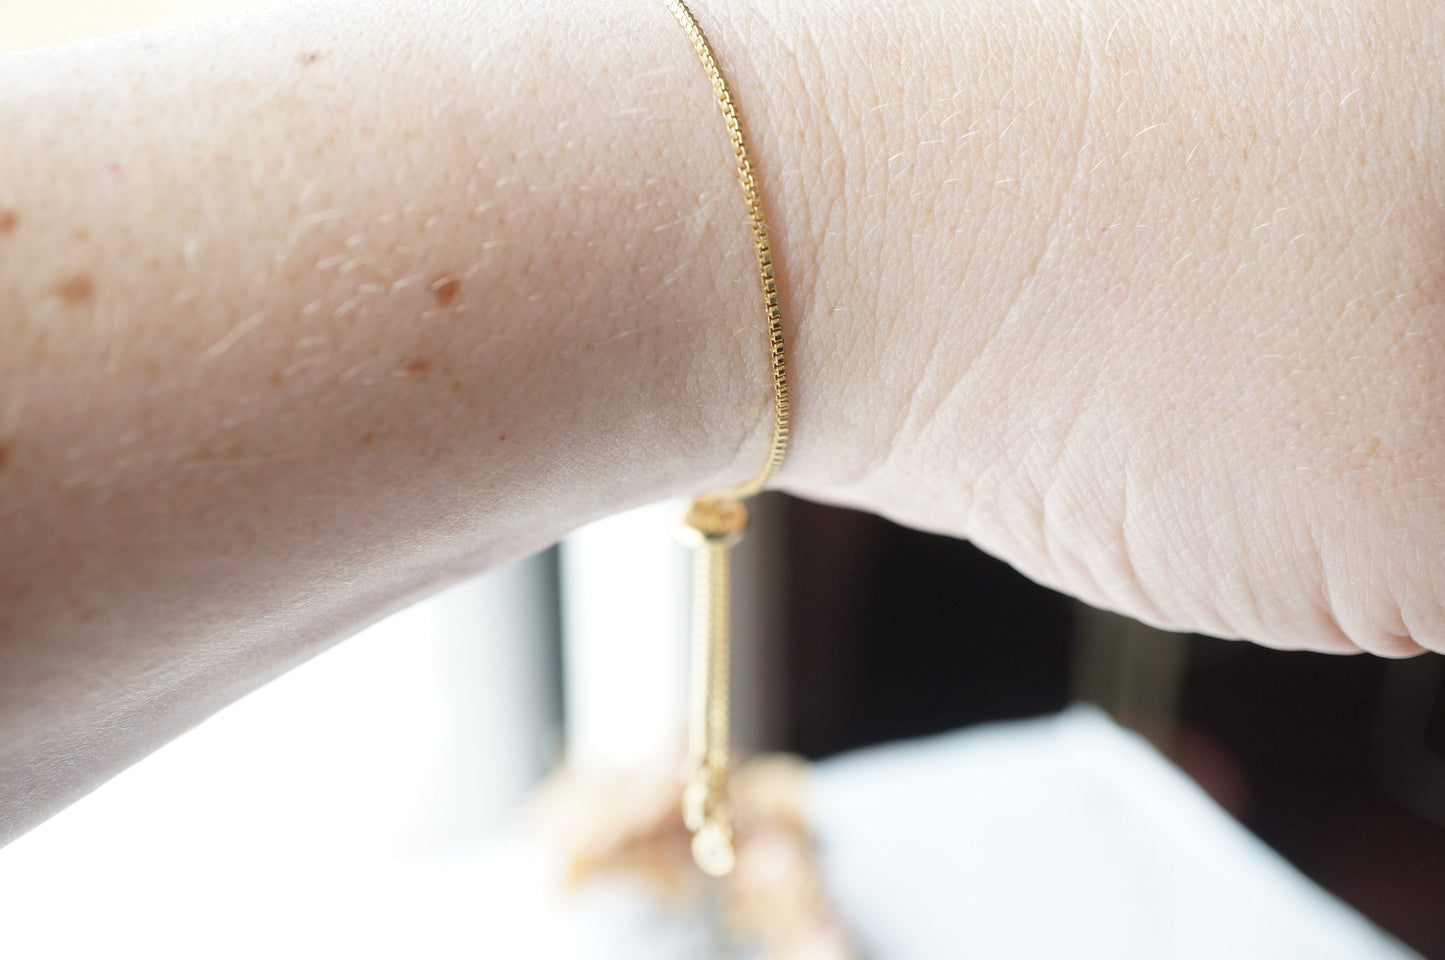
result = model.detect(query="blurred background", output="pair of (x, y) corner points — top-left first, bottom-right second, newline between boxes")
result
(1, 2), (1443, 956)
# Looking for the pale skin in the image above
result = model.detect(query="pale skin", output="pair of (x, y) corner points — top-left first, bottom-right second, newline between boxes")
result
(0, 0), (1440, 846)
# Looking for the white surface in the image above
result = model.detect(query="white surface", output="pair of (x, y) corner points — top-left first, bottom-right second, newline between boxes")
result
(808, 708), (1417, 960)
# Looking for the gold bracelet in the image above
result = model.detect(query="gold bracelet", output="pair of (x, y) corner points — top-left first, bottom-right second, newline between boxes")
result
(663, 0), (792, 877)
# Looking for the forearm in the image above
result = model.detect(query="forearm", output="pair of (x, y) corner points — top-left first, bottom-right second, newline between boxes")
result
(0, 0), (783, 841)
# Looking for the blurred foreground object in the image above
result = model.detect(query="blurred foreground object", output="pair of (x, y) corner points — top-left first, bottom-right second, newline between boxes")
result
(525, 708), (1416, 960)
(531, 754), (862, 960)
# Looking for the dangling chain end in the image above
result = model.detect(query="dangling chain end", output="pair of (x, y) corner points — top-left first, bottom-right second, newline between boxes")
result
(676, 496), (745, 877)
(682, 760), (736, 876)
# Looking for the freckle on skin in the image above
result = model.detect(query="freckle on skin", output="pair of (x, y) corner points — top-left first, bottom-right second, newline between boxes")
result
(0, 209), (17, 235)
(0, 441), (9, 471)
(404, 358), (433, 376)
(298, 51), (324, 66)
(360, 432), (375, 446)
(431, 275), (461, 306)
(53, 274), (95, 306)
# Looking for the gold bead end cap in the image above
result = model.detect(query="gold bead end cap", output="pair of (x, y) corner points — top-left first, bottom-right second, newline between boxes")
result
(691, 819), (736, 877)
(676, 496), (749, 548)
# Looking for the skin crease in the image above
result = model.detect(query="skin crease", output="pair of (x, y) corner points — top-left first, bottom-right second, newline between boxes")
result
(0, 0), (1439, 844)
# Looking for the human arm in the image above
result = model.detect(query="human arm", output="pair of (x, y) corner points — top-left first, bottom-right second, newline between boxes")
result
(1, 0), (1440, 844)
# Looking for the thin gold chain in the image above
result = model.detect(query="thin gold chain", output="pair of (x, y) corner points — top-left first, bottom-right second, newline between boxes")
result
(663, 0), (791, 877)
(663, 0), (790, 498)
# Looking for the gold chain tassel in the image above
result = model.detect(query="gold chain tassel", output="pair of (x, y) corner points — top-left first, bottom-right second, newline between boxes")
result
(678, 497), (747, 875)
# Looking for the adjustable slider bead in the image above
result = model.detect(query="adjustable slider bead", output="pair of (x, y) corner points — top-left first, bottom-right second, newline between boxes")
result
(675, 496), (748, 548)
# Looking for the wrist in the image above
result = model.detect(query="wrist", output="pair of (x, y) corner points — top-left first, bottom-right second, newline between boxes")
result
(717, 0), (1444, 654)
(688, 0), (1077, 512)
